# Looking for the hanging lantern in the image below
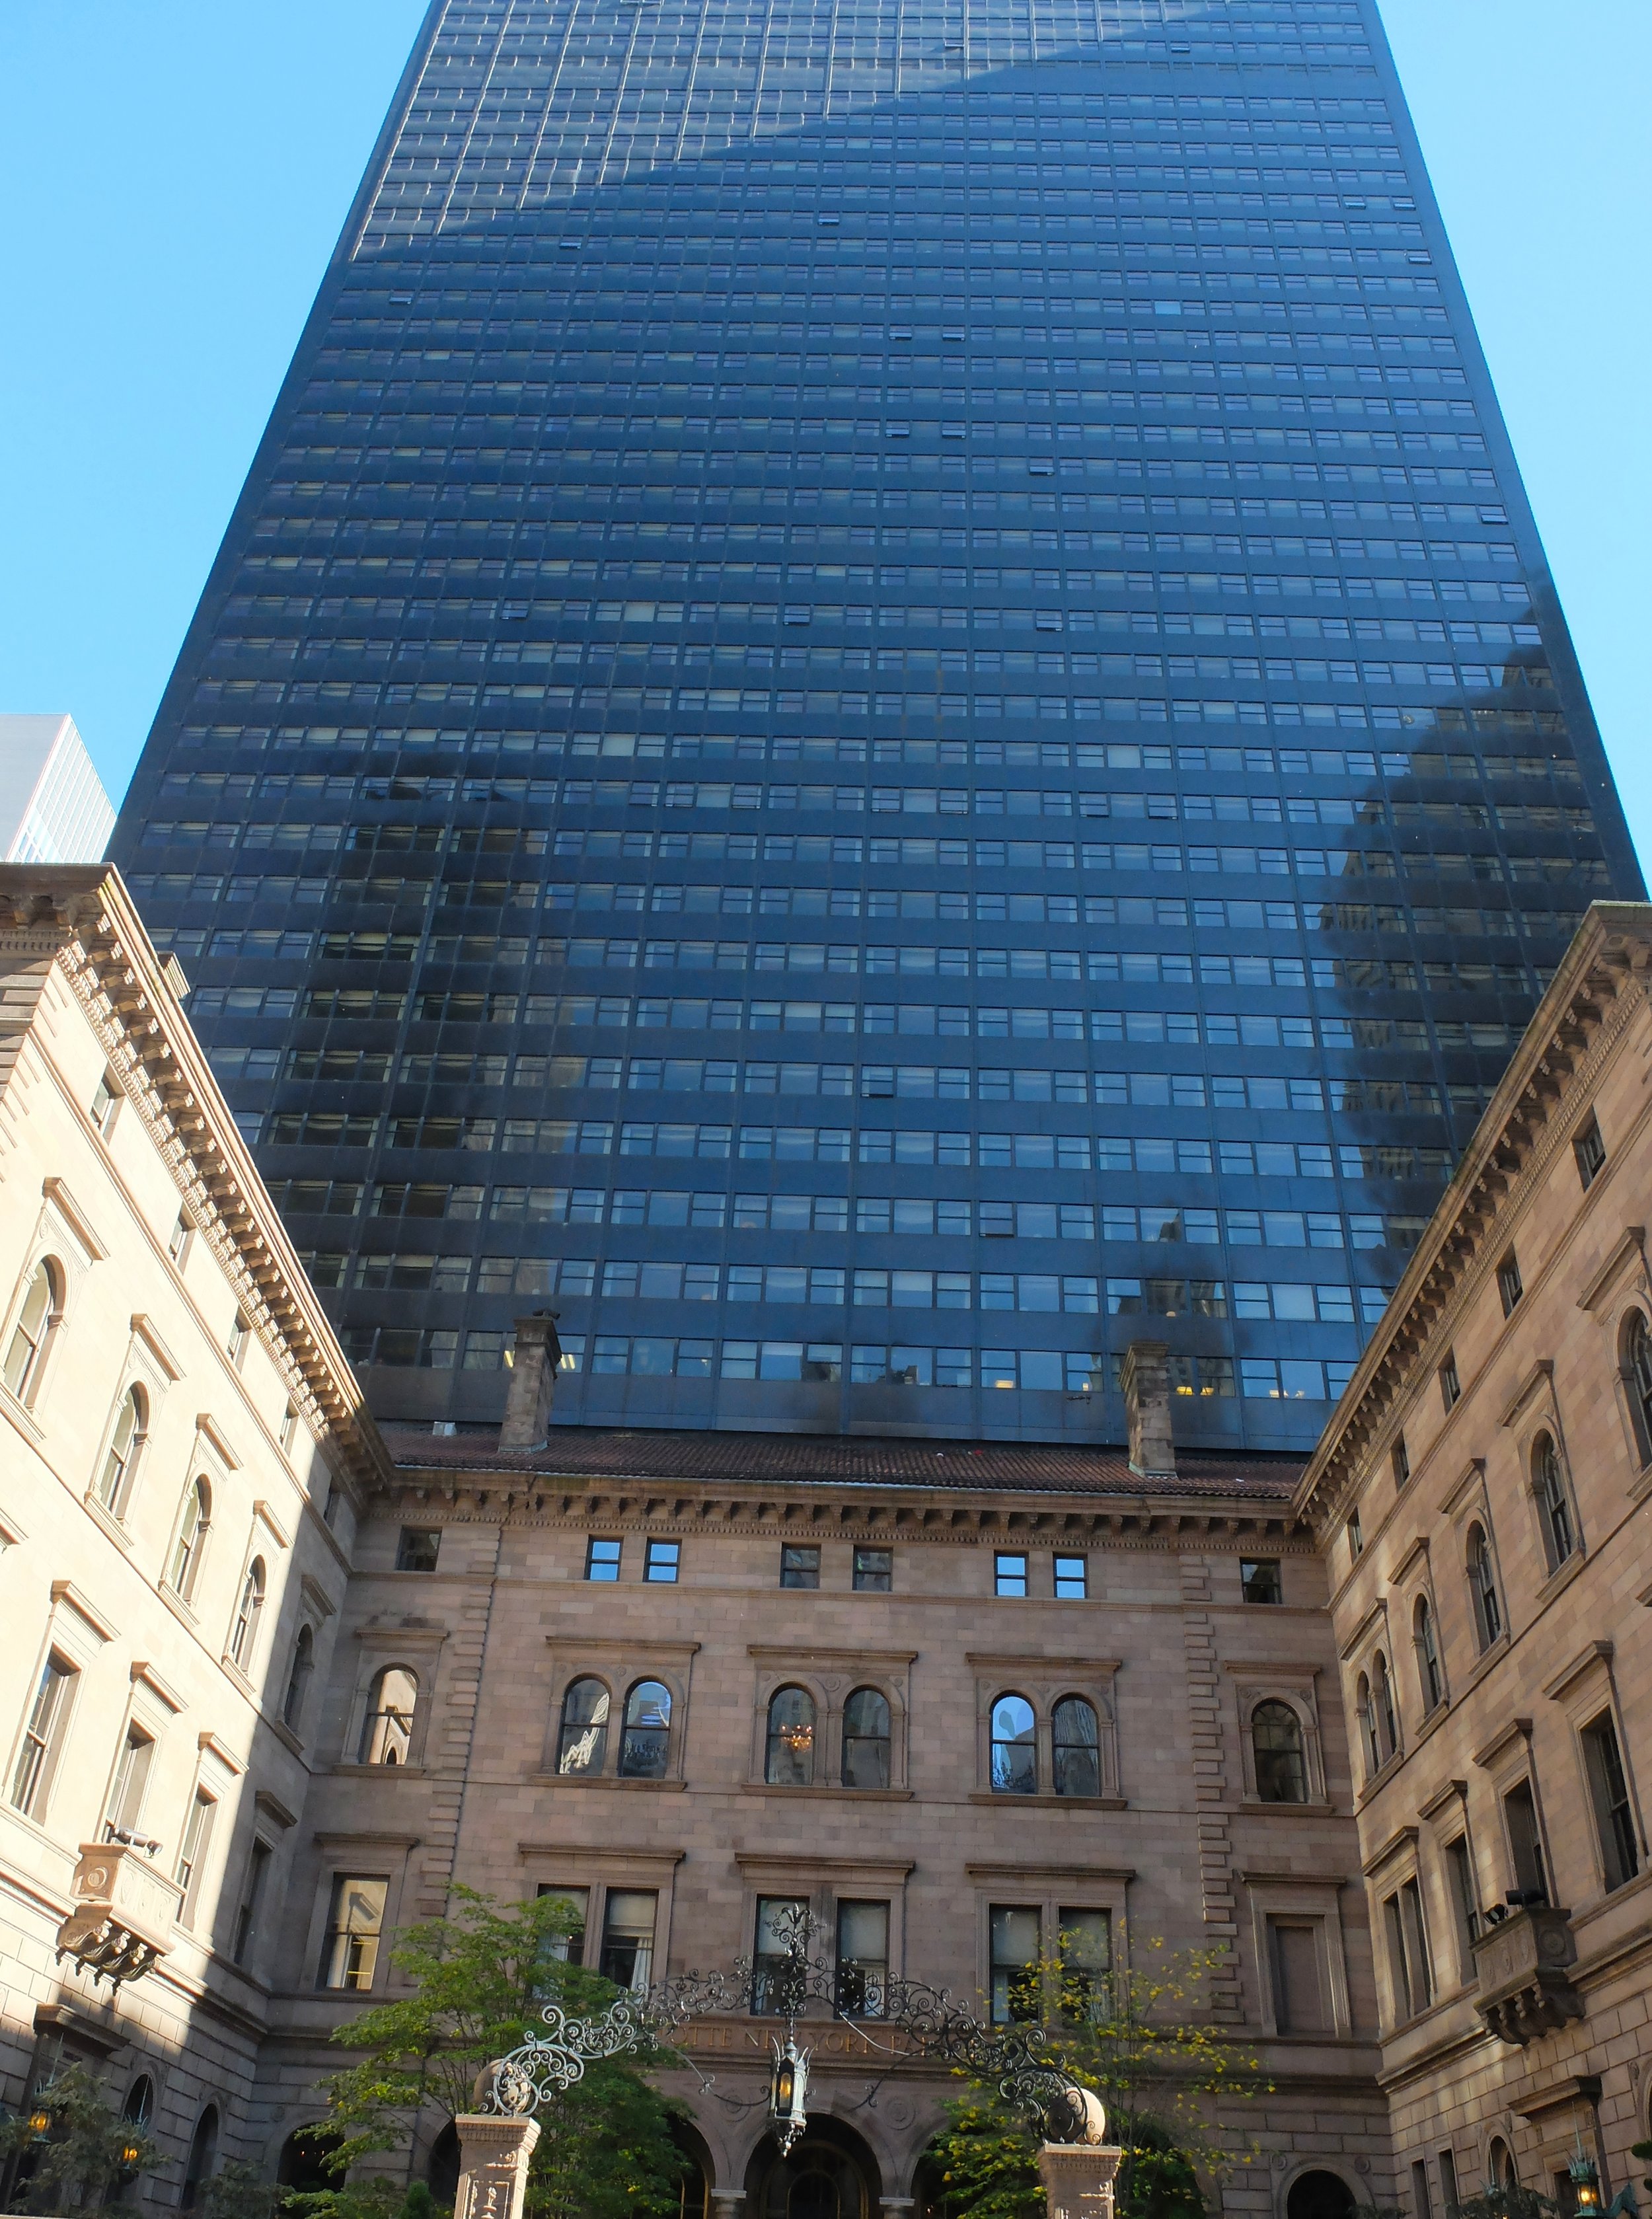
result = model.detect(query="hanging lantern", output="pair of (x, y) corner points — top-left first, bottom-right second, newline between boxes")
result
(1570, 2155), (1602, 2215)
(120, 2136), (145, 2169)
(769, 2035), (810, 2156)
(28, 2107), (52, 2136)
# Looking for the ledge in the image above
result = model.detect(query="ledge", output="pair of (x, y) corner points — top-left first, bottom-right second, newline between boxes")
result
(967, 1791), (1126, 1811)
(532, 1773), (687, 1791)
(740, 1782), (913, 1801)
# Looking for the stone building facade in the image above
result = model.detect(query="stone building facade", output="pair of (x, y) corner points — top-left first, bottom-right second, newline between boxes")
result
(1296, 903), (1652, 2219)
(0, 866), (388, 2202)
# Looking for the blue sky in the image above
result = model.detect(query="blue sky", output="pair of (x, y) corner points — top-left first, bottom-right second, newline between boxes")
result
(2, 0), (1647, 862)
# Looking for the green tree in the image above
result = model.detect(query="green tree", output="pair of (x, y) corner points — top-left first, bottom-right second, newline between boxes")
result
(0, 2063), (166, 2214)
(295, 1887), (687, 2219)
(201, 2158), (286, 2219)
(927, 1927), (1267, 2219)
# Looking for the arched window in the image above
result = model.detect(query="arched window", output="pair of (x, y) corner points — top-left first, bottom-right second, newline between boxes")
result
(114, 2076), (154, 2202)
(1252, 1700), (1308, 1803)
(1413, 1597), (1443, 1713)
(1051, 1696), (1101, 1799)
(360, 1667), (418, 1764)
(1624, 1312), (1652, 1464)
(3, 1258), (61, 1403)
(842, 1686), (892, 1789)
(1467, 1523), (1502, 1651)
(765, 1686), (817, 1786)
(1373, 1651), (1398, 1760)
(1356, 1673), (1380, 1779)
(1531, 1433), (1575, 1571)
(1487, 2139), (1517, 2189)
(619, 1679), (671, 1778)
(990, 1693), (1037, 1795)
(169, 1478), (211, 1601)
(97, 1386), (147, 1516)
(180, 2107), (219, 2214)
(556, 1678), (610, 1775)
(229, 1558), (266, 1668)
(283, 1624), (315, 1731)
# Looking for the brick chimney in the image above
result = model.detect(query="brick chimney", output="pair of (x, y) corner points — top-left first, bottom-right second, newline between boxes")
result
(498, 1312), (563, 1454)
(1121, 1339), (1176, 1480)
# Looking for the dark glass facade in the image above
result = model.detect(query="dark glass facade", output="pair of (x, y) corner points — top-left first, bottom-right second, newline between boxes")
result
(112, 0), (1641, 1448)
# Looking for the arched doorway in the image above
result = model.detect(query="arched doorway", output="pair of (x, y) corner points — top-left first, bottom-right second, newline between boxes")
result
(912, 2136), (961, 2219)
(745, 2118), (880, 2219)
(1287, 2172), (1355, 2219)
(428, 2123), (461, 2205)
(279, 2127), (344, 2196)
(671, 2116), (714, 2219)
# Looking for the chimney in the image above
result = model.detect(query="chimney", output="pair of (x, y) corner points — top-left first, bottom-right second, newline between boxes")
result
(498, 1312), (563, 1454)
(1121, 1340), (1176, 1480)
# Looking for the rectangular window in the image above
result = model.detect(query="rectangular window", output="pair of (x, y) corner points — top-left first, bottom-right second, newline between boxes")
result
(168, 1213), (190, 1262)
(835, 1899), (890, 2015)
(1053, 1555), (1088, 1599)
(1412, 2160), (1435, 2219)
(233, 1839), (273, 1965)
(106, 1725), (155, 1839)
(176, 1788), (219, 1930)
(1496, 1251), (1523, 1317)
(1058, 1907), (1111, 2021)
(1347, 1511), (1363, 1561)
(1269, 1920), (1326, 2033)
(599, 1889), (657, 1992)
(1581, 1710), (1639, 1889)
(1392, 1433), (1411, 1489)
(318, 1874), (387, 1989)
(536, 1885), (589, 1967)
(753, 1894), (808, 2013)
(1439, 1351), (1461, 1410)
(91, 1071), (118, 1132)
(995, 1552), (1029, 1598)
(1439, 2154), (1460, 2214)
(1573, 1114), (1606, 1190)
(1503, 1780), (1547, 1902)
(11, 1653), (76, 1816)
(1443, 1835), (1479, 1977)
(852, 1546), (892, 1592)
(1383, 1891), (1414, 2021)
(227, 1311), (250, 1366)
(1241, 1558), (1283, 1604)
(989, 1904), (1041, 2023)
(396, 1526), (440, 1572)
(1399, 1877), (1433, 2010)
(780, 1544), (820, 1589)
(585, 1536), (622, 1581)
(644, 1538), (680, 1583)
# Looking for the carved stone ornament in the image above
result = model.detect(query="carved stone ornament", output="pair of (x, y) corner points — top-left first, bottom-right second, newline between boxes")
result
(1037, 2140), (1124, 2219)
(1470, 1906), (1585, 2045)
(454, 2114), (542, 2219)
(54, 1842), (182, 1989)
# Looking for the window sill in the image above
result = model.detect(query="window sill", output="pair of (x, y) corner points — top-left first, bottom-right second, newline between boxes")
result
(967, 1791), (1126, 1811)
(334, 1761), (427, 1779)
(1456, 1632), (1511, 1700)
(159, 1585), (200, 1634)
(535, 1772), (687, 1790)
(0, 1380), (46, 1445)
(81, 1492), (133, 1552)
(1533, 1548), (1587, 1612)
(1240, 1795), (1333, 1814)
(741, 1782), (913, 1800)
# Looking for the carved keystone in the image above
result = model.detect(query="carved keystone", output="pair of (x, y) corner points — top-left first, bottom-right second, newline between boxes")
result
(1037, 2143), (1123, 2219)
(455, 2114), (541, 2219)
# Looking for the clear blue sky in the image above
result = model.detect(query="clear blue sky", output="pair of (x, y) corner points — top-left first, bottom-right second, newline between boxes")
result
(2, 1), (1647, 861)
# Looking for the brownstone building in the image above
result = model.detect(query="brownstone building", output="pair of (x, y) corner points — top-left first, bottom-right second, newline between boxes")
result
(1296, 903), (1652, 2218)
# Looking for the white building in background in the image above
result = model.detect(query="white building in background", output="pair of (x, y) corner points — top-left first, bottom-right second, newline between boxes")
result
(0, 717), (115, 864)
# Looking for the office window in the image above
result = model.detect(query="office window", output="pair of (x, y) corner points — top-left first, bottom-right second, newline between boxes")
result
(780, 1544), (819, 1589)
(842, 1687), (891, 1789)
(176, 1788), (219, 1930)
(1053, 1554), (1087, 1598)
(1051, 1697), (1100, 1799)
(990, 1693), (1036, 1795)
(585, 1536), (622, 1581)
(232, 1840), (274, 1966)
(396, 1526), (440, 1573)
(1581, 1711), (1639, 1890)
(1496, 1251), (1523, 1318)
(11, 1651), (76, 1816)
(995, 1552), (1028, 1598)
(1439, 1351), (1462, 1410)
(106, 1724), (155, 1840)
(1241, 1558), (1283, 1605)
(989, 1904), (1041, 2024)
(644, 1538), (680, 1583)
(753, 1894), (807, 2013)
(852, 1546), (891, 1592)
(557, 1678), (611, 1776)
(1252, 1701), (1308, 1804)
(766, 1686), (817, 1786)
(599, 1889), (657, 1992)
(1392, 1434), (1411, 1489)
(619, 1680), (671, 1779)
(835, 1899), (889, 2015)
(1573, 1114), (1606, 1190)
(1269, 1920), (1326, 2033)
(1531, 1433), (1575, 1571)
(318, 1874), (387, 1989)
(1503, 1780), (1548, 1902)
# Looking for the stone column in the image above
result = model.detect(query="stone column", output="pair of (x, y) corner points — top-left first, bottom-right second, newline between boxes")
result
(454, 2115), (541, 2219)
(1037, 2144), (1123, 2219)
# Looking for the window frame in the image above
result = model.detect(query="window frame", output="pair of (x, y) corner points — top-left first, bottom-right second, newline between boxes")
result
(1, 1254), (67, 1410)
(9, 1647), (79, 1819)
(168, 1476), (213, 1604)
(1439, 1350), (1462, 1411)
(315, 1871), (389, 1991)
(1527, 1428), (1580, 1575)
(972, 1657), (1121, 1803)
(644, 1538), (680, 1583)
(544, 1642), (696, 1785)
(1573, 1112), (1606, 1191)
(1495, 1249), (1523, 1318)
(993, 1550), (1029, 1598)
(584, 1535), (622, 1581)
(1234, 1676), (1326, 1807)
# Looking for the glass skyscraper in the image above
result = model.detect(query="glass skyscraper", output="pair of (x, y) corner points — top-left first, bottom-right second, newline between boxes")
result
(112, 0), (1641, 1448)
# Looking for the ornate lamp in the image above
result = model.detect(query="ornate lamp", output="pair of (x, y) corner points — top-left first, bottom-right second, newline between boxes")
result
(1571, 2152), (1602, 2216)
(27, 2106), (52, 2136)
(769, 2035), (810, 2156)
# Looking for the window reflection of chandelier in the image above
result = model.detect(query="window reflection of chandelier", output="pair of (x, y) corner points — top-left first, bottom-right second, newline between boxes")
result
(780, 1722), (815, 1750)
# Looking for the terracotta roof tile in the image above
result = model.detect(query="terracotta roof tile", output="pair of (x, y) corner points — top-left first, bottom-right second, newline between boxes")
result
(381, 1422), (1302, 1498)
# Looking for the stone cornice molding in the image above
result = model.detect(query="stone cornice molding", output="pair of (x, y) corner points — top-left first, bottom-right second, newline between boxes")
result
(0, 867), (391, 1494)
(1295, 904), (1652, 1530)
